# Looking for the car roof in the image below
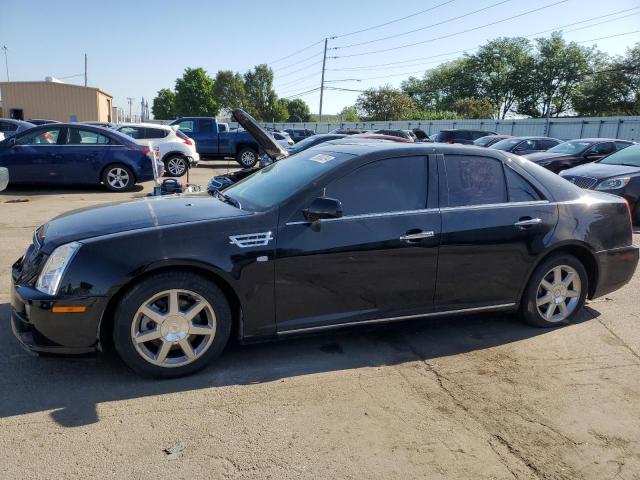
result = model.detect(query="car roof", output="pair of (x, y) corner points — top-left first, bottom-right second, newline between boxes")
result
(505, 136), (560, 140)
(316, 141), (510, 159)
(440, 128), (494, 132)
(116, 122), (172, 130)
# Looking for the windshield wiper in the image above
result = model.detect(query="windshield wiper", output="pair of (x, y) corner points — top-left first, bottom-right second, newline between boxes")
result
(217, 191), (241, 209)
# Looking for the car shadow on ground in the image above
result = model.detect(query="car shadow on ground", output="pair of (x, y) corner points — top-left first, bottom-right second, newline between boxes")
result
(0, 184), (145, 197)
(0, 302), (599, 428)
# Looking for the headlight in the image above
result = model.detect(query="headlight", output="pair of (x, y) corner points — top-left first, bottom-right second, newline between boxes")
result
(595, 177), (631, 191)
(35, 242), (81, 295)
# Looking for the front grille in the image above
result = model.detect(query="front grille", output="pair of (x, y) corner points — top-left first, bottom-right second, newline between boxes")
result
(563, 175), (598, 189)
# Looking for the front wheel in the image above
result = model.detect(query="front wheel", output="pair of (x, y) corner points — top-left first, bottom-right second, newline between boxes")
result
(102, 164), (134, 192)
(112, 271), (232, 378)
(521, 254), (588, 328)
(236, 147), (258, 168)
(164, 155), (188, 177)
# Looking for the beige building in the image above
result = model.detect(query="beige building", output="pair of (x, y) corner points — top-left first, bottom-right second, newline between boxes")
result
(0, 81), (113, 122)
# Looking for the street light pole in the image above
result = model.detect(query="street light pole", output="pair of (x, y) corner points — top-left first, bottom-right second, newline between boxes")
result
(2, 46), (9, 82)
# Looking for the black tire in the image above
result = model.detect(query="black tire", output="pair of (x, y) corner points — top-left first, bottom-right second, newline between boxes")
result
(236, 147), (258, 168)
(164, 155), (188, 177)
(112, 271), (232, 378)
(521, 254), (588, 328)
(634, 201), (640, 226)
(102, 164), (134, 192)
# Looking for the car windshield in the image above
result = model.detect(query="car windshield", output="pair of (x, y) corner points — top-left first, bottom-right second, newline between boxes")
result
(547, 141), (591, 155)
(491, 138), (522, 150)
(288, 135), (320, 152)
(474, 136), (498, 146)
(599, 144), (640, 167)
(223, 150), (355, 211)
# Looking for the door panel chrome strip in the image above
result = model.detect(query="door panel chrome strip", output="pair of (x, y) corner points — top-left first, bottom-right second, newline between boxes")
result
(277, 303), (517, 335)
(285, 208), (439, 226)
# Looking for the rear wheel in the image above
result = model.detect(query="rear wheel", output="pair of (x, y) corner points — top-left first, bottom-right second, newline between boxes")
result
(521, 254), (588, 327)
(102, 164), (134, 192)
(164, 155), (188, 177)
(236, 147), (258, 168)
(634, 201), (640, 226)
(112, 271), (232, 378)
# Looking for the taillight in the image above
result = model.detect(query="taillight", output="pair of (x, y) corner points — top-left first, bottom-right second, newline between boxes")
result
(141, 147), (151, 156)
(448, 140), (454, 144)
(623, 198), (633, 237)
(182, 137), (193, 146)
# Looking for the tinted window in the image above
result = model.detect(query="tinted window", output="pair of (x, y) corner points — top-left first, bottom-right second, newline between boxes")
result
(325, 156), (427, 216)
(474, 136), (498, 147)
(144, 128), (167, 139)
(614, 141), (632, 151)
(119, 126), (144, 139)
(548, 140), (591, 155)
(538, 139), (559, 150)
(200, 119), (214, 134)
(505, 167), (542, 202)
(588, 142), (615, 155)
(491, 138), (521, 151)
(176, 120), (194, 133)
(600, 144), (640, 167)
(471, 131), (488, 140)
(0, 121), (18, 132)
(67, 128), (111, 145)
(16, 128), (61, 145)
(445, 156), (507, 207)
(273, 133), (284, 140)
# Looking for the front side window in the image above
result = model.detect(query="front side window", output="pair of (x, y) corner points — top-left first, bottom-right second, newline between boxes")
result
(0, 122), (18, 132)
(176, 120), (194, 133)
(325, 156), (428, 216)
(16, 128), (61, 145)
(200, 120), (214, 134)
(445, 155), (507, 207)
(67, 128), (111, 145)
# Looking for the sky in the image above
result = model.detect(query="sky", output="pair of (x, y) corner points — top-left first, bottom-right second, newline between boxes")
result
(2, 0), (639, 117)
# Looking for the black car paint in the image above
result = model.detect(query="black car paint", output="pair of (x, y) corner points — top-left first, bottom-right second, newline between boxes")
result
(10, 144), (638, 355)
(524, 139), (634, 173)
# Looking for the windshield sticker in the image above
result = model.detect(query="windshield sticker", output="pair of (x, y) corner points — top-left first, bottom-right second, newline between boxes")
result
(309, 154), (335, 164)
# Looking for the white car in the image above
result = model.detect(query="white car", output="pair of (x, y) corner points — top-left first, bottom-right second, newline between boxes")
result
(115, 123), (199, 177)
(272, 130), (294, 149)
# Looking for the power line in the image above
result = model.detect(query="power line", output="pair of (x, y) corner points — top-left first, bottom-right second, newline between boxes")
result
(273, 51), (324, 72)
(333, 0), (512, 50)
(526, 6), (640, 37)
(267, 39), (325, 65)
(333, 1), (567, 59)
(332, 0), (456, 39)
(282, 87), (322, 99)
(575, 30), (640, 43)
(275, 60), (323, 80)
(328, 56), (458, 72)
(276, 70), (322, 89)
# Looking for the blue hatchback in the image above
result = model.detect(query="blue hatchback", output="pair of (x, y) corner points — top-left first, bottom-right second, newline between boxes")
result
(0, 124), (159, 191)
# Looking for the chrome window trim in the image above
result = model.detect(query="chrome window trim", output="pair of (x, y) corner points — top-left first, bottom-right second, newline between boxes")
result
(284, 201), (550, 226)
(278, 303), (517, 335)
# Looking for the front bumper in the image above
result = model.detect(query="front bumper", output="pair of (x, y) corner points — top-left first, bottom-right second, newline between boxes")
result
(188, 152), (200, 166)
(10, 281), (103, 355)
(592, 245), (639, 299)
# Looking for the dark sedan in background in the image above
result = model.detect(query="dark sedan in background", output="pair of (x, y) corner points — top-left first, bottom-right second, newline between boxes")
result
(0, 119), (36, 138)
(490, 136), (562, 155)
(9, 108), (638, 378)
(433, 129), (498, 144)
(284, 128), (315, 143)
(0, 123), (161, 191)
(27, 119), (61, 126)
(524, 138), (634, 173)
(473, 135), (512, 147)
(561, 144), (640, 223)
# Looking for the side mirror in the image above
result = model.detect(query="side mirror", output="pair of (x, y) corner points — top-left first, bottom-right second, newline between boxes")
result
(0, 167), (9, 192)
(6, 137), (16, 147)
(303, 197), (343, 223)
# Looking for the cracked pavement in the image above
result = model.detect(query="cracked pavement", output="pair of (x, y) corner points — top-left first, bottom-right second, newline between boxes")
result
(1, 164), (639, 479)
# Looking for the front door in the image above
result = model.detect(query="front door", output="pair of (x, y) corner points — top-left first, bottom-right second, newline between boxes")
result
(5, 126), (64, 183)
(435, 154), (558, 311)
(274, 155), (440, 333)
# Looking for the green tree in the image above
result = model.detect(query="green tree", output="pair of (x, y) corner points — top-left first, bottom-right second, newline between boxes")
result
(339, 106), (359, 122)
(174, 67), (218, 117)
(213, 70), (246, 111)
(287, 98), (311, 122)
(571, 44), (640, 116)
(518, 33), (592, 117)
(151, 88), (176, 119)
(466, 37), (534, 118)
(243, 64), (287, 121)
(454, 98), (495, 119)
(355, 85), (416, 121)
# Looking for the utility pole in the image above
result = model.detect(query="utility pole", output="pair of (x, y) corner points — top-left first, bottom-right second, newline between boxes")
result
(141, 97), (145, 121)
(84, 53), (87, 86)
(318, 38), (328, 123)
(2, 46), (9, 81)
(126, 97), (134, 122)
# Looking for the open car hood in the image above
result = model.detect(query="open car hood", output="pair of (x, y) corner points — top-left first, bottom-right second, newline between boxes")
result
(232, 108), (288, 160)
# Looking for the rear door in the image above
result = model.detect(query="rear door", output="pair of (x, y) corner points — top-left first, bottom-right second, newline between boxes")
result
(435, 153), (558, 311)
(5, 126), (64, 183)
(581, 142), (616, 166)
(63, 127), (110, 182)
(195, 118), (219, 154)
(274, 155), (440, 333)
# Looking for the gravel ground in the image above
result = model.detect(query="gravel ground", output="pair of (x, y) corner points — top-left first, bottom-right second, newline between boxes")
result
(1, 162), (639, 480)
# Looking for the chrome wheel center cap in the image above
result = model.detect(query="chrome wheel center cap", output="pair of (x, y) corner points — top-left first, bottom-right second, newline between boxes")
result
(161, 315), (189, 342)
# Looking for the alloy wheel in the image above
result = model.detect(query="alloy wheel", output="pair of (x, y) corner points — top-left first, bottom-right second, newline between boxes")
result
(131, 289), (217, 368)
(535, 265), (581, 323)
(107, 167), (130, 190)
(240, 150), (256, 166)
(167, 157), (186, 176)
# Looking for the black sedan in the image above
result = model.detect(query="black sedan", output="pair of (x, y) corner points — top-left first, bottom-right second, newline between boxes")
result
(523, 138), (634, 173)
(490, 136), (562, 155)
(10, 109), (638, 378)
(560, 144), (640, 223)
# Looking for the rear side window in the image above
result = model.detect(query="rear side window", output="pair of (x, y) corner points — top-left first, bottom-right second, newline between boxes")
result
(325, 156), (428, 216)
(537, 139), (559, 150)
(0, 121), (18, 132)
(615, 141), (631, 151)
(144, 128), (168, 139)
(444, 155), (507, 207)
(505, 167), (542, 202)
(67, 128), (111, 145)
(200, 119), (214, 134)
(119, 126), (143, 139)
(589, 142), (615, 155)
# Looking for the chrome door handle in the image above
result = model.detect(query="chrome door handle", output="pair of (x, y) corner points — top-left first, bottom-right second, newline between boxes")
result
(514, 218), (542, 228)
(400, 231), (435, 241)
